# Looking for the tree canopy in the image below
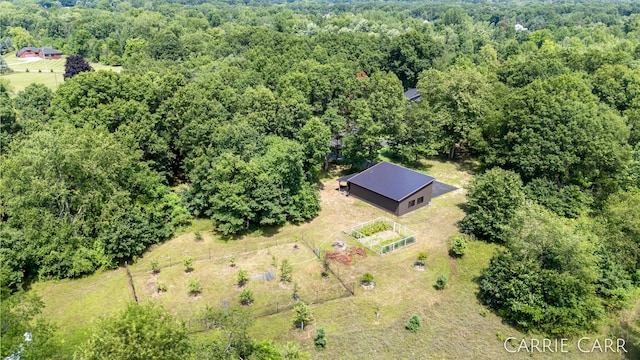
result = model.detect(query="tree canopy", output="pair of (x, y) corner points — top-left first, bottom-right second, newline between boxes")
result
(0, 124), (188, 287)
(2, 0), (640, 351)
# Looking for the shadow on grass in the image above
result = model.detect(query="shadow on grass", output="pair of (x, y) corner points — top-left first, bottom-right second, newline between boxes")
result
(379, 148), (434, 173)
(620, 320), (640, 359)
(455, 202), (469, 213)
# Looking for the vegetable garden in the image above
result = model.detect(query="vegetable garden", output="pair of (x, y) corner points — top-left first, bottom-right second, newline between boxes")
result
(350, 217), (416, 254)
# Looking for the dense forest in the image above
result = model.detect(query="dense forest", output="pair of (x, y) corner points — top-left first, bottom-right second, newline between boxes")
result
(1, 0), (640, 358)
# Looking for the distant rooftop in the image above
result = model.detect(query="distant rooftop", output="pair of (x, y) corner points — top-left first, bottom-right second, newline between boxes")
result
(346, 161), (435, 201)
(515, 23), (528, 31)
(403, 88), (421, 102)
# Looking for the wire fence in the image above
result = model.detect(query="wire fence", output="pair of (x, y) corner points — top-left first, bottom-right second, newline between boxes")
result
(300, 238), (356, 296)
(349, 217), (417, 255)
(125, 235), (354, 333)
(128, 237), (294, 276)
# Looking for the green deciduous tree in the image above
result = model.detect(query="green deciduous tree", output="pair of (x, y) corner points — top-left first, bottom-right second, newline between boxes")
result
(237, 269), (249, 287)
(417, 65), (502, 158)
(0, 292), (60, 359)
(280, 259), (293, 284)
(386, 31), (444, 88)
(488, 74), (630, 192)
(198, 306), (254, 359)
(523, 178), (592, 218)
(75, 303), (190, 360)
(460, 168), (525, 243)
(479, 204), (604, 336)
(600, 189), (640, 281)
(0, 83), (18, 150)
(0, 124), (186, 282)
(292, 301), (312, 329)
(296, 117), (330, 182)
(185, 136), (319, 235)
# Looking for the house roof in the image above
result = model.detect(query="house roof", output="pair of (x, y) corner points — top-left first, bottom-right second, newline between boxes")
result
(403, 88), (421, 102)
(40, 47), (61, 55)
(347, 161), (435, 201)
(16, 47), (39, 55)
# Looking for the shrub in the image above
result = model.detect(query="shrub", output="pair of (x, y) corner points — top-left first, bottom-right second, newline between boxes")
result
(188, 279), (201, 295)
(38, 69), (42, 73)
(50, 69), (54, 72)
(25, 68), (29, 72)
(156, 282), (167, 293)
(361, 273), (374, 285)
(239, 289), (254, 305)
(417, 252), (427, 262)
(314, 327), (327, 349)
(194, 231), (202, 241)
(237, 269), (249, 287)
(183, 257), (194, 272)
(405, 315), (422, 333)
(292, 301), (312, 329)
(229, 256), (236, 267)
(435, 274), (447, 290)
(150, 260), (160, 274)
(448, 235), (468, 258)
(280, 259), (293, 283)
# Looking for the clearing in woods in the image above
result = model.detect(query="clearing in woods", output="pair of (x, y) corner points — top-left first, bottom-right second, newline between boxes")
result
(30, 159), (638, 359)
(1, 54), (121, 93)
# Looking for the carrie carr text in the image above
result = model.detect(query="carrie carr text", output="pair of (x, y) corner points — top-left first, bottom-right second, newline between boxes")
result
(503, 337), (627, 353)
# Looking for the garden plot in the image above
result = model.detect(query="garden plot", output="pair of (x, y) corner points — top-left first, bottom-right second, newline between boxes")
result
(350, 217), (417, 254)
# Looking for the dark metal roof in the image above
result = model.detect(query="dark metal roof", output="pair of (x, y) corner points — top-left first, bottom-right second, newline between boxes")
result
(40, 47), (61, 55)
(347, 161), (435, 201)
(403, 88), (421, 102)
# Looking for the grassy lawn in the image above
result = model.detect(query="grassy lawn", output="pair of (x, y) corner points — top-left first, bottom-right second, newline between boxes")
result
(29, 268), (131, 355)
(29, 158), (637, 359)
(2, 54), (121, 93)
(1, 71), (63, 92)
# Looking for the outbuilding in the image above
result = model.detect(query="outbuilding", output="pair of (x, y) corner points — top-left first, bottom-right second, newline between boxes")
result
(339, 161), (435, 216)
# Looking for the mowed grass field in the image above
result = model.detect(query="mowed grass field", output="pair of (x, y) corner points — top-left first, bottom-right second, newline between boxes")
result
(30, 159), (640, 359)
(1, 53), (120, 92)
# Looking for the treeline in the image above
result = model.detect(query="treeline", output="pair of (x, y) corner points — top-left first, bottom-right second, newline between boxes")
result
(2, 296), (311, 359)
(1, 0), (639, 341)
